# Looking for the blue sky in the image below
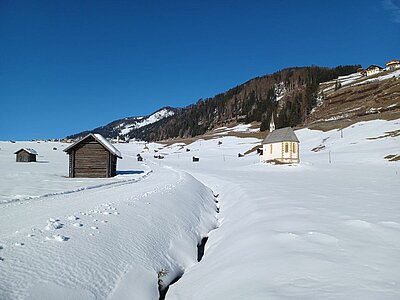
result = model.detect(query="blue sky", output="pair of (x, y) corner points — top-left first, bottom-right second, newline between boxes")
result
(0, 0), (399, 140)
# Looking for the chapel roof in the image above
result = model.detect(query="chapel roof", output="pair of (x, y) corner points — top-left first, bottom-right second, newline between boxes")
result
(262, 127), (299, 144)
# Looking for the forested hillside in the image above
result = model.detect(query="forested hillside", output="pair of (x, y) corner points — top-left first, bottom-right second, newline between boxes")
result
(69, 65), (360, 141)
(137, 65), (360, 141)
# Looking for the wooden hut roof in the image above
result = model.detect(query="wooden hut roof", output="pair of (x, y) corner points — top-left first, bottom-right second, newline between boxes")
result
(262, 127), (299, 144)
(63, 133), (122, 158)
(14, 148), (38, 155)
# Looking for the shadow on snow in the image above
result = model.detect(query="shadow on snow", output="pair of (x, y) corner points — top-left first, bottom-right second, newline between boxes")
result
(117, 170), (145, 175)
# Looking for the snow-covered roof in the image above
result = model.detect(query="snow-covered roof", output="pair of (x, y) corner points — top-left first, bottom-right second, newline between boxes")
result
(63, 133), (122, 158)
(262, 127), (299, 144)
(366, 65), (384, 70)
(14, 148), (38, 155)
(386, 59), (400, 66)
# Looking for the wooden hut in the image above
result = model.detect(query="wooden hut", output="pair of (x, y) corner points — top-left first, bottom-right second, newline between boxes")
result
(14, 148), (38, 162)
(63, 133), (122, 178)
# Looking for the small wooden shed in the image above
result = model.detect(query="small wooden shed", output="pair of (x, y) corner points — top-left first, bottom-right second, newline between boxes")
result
(14, 148), (38, 162)
(63, 133), (122, 178)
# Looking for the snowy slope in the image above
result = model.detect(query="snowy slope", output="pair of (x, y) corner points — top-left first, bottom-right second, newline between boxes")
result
(68, 107), (176, 140)
(149, 119), (400, 300)
(0, 142), (217, 300)
(320, 68), (400, 94)
(0, 119), (399, 299)
(119, 108), (175, 136)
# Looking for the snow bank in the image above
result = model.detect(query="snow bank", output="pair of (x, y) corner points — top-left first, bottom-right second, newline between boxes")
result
(0, 156), (217, 299)
(146, 119), (400, 300)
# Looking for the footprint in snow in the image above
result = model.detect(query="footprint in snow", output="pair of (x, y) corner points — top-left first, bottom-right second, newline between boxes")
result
(45, 220), (63, 230)
(0, 257), (4, 261)
(14, 242), (24, 246)
(91, 226), (98, 230)
(73, 223), (83, 227)
(67, 215), (79, 221)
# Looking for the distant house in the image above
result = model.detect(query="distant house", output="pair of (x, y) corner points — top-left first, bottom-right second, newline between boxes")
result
(386, 59), (400, 71)
(14, 148), (38, 162)
(357, 68), (367, 77)
(366, 65), (384, 76)
(63, 133), (122, 178)
(261, 116), (300, 164)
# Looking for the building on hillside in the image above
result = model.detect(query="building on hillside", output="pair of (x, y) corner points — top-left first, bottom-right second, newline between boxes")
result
(366, 65), (384, 76)
(63, 133), (122, 178)
(385, 59), (400, 71)
(14, 148), (38, 162)
(261, 116), (300, 164)
(357, 68), (367, 77)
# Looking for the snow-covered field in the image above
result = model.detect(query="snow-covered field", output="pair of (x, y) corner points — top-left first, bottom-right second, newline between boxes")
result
(1, 119), (399, 299)
(0, 142), (152, 204)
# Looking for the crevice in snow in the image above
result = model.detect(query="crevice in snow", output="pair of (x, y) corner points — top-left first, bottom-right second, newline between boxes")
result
(158, 190), (220, 300)
(158, 272), (183, 300)
(197, 237), (209, 262)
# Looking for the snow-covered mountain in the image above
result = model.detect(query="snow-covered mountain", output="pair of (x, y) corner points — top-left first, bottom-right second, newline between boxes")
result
(67, 65), (399, 143)
(67, 107), (177, 141)
(117, 108), (175, 136)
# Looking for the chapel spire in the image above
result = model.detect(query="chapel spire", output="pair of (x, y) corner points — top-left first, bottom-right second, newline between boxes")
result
(269, 114), (275, 132)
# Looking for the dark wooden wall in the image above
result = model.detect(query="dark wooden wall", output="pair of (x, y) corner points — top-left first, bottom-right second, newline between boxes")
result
(16, 151), (36, 162)
(69, 136), (117, 178)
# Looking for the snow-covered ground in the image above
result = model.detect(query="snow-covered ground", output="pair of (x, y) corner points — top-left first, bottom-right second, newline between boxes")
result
(0, 142), (150, 204)
(321, 69), (400, 94)
(1, 119), (399, 299)
(213, 123), (259, 135)
(353, 69), (400, 86)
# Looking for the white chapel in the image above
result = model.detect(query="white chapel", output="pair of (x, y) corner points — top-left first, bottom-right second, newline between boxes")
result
(261, 115), (300, 164)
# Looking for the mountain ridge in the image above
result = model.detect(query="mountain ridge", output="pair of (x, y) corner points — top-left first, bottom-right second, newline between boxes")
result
(67, 64), (400, 142)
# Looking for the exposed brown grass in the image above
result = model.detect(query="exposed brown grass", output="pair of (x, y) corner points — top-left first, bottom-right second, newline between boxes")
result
(367, 129), (400, 140)
(305, 74), (400, 132)
(307, 110), (400, 132)
(159, 122), (265, 145)
(384, 154), (400, 161)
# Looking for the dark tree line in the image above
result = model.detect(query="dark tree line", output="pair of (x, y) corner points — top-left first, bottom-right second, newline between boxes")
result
(68, 65), (361, 141)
